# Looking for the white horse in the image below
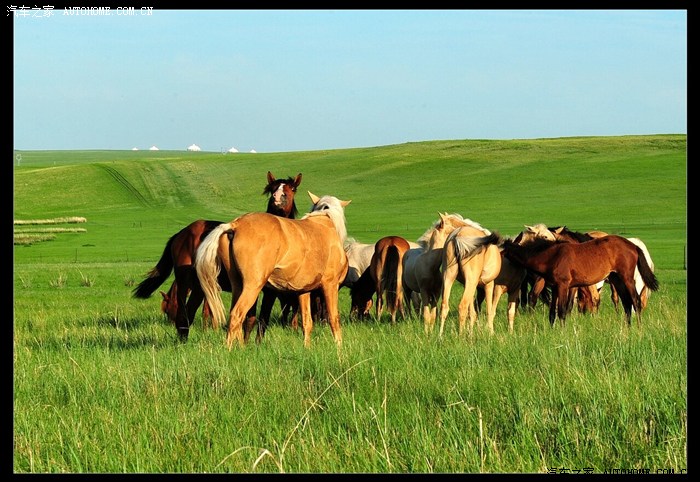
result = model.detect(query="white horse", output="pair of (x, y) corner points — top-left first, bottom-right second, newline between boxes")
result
(342, 239), (375, 288)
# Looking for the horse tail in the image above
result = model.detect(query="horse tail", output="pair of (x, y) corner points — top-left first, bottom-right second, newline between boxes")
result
(635, 245), (659, 292)
(383, 245), (401, 312)
(195, 222), (231, 330)
(132, 231), (177, 299)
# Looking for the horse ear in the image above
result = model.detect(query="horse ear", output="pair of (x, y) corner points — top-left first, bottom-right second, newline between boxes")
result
(554, 226), (564, 234)
(525, 225), (534, 232)
(341, 199), (352, 207)
(267, 171), (275, 184)
(294, 173), (302, 187)
(160, 291), (168, 301)
(308, 191), (320, 204)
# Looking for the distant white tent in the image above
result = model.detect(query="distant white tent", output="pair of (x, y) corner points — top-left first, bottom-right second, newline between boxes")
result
(187, 144), (201, 152)
(149, 145), (159, 151)
(250, 149), (257, 153)
(227, 147), (239, 153)
(132, 147), (139, 151)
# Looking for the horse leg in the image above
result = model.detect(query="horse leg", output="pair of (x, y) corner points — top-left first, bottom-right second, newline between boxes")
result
(186, 285), (206, 330)
(396, 262), (406, 321)
(566, 287), (577, 316)
(609, 282), (620, 310)
(556, 285), (570, 326)
(458, 278), (479, 336)
(506, 289), (519, 333)
(257, 288), (276, 339)
(374, 275), (384, 323)
(548, 287), (559, 327)
(482, 281), (497, 335)
(243, 301), (258, 344)
(421, 290), (436, 334)
(640, 286), (649, 310)
(225, 285), (261, 349)
(174, 268), (195, 340)
(529, 276), (546, 309)
(322, 285), (342, 347)
(439, 263), (459, 337)
(298, 292), (314, 347)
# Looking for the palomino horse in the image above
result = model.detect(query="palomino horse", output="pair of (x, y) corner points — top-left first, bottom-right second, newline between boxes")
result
(438, 215), (502, 337)
(476, 253), (527, 333)
(195, 192), (351, 348)
(356, 235), (412, 323)
(132, 171), (302, 340)
(501, 235), (659, 327)
(402, 213), (455, 332)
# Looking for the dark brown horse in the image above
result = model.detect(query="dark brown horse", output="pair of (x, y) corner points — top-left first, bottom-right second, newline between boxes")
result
(132, 171), (302, 340)
(350, 266), (375, 320)
(502, 235), (659, 327)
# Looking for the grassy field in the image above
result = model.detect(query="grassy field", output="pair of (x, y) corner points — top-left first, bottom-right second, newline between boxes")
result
(13, 135), (687, 473)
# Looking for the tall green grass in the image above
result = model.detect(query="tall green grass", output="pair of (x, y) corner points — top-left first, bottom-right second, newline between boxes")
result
(13, 136), (686, 473)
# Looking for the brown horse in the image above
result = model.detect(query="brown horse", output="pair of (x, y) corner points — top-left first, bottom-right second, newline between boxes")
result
(502, 235), (659, 327)
(535, 225), (602, 314)
(195, 192), (351, 348)
(132, 171), (302, 340)
(586, 231), (655, 312)
(352, 235), (412, 323)
(438, 214), (502, 336)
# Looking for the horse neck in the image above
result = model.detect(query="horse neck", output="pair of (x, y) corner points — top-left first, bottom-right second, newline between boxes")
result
(303, 210), (347, 244)
(506, 241), (554, 273)
(266, 199), (296, 219)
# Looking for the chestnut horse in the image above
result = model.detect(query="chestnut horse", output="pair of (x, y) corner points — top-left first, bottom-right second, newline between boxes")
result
(523, 225), (602, 314)
(195, 192), (351, 348)
(358, 235), (412, 323)
(132, 171), (302, 340)
(586, 231), (655, 312)
(438, 215), (503, 337)
(501, 235), (659, 327)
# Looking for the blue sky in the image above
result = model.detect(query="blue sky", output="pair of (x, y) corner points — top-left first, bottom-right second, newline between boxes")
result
(13, 9), (686, 153)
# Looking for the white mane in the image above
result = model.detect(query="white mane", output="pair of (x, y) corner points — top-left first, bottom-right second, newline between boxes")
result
(302, 195), (348, 242)
(443, 213), (490, 234)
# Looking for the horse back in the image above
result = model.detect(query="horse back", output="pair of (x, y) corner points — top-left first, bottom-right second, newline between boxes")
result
(171, 219), (223, 267)
(229, 212), (347, 289)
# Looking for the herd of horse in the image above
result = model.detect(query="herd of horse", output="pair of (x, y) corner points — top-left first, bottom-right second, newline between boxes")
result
(133, 171), (659, 348)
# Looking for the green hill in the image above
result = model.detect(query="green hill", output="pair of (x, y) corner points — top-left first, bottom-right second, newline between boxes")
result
(14, 135), (686, 268)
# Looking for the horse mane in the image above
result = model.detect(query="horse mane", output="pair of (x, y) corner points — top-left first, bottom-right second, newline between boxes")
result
(505, 236), (564, 256)
(549, 225), (593, 243)
(442, 213), (491, 234)
(344, 236), (359, 251)
(416, 218), (442, 248)
(302, 196), (348, 242)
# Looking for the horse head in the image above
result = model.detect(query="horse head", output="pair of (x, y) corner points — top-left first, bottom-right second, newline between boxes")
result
(306, 191), (352, 243)
(263, 171), (303, 219)
(519, 223), (557, 244)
